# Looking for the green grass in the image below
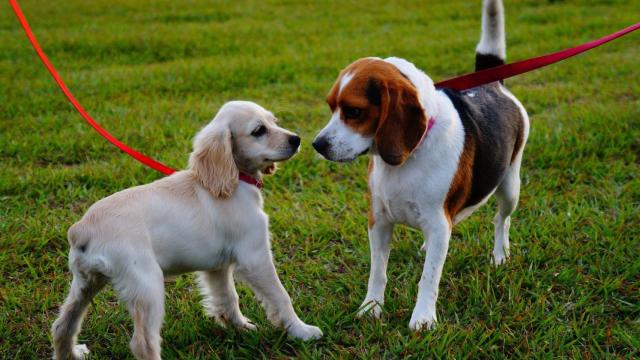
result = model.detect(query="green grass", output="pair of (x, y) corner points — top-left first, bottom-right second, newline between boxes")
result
(1, 0), (639, 358)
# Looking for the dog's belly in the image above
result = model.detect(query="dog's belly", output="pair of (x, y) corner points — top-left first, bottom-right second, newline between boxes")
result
(452, 188), (496, 225)
(148, 215), (236, 276)
(152, 234), (233, 276)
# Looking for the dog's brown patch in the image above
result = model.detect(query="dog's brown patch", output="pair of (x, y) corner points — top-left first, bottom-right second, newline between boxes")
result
(444, 134), (476, 224)
(326, 59), (385, 137)
(511, 120), (525, 163)
(327, 58), (428, 166)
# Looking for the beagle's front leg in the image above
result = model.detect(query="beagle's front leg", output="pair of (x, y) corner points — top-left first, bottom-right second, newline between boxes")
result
(358, 218), (393, 318)
(409, 214), (451, 331)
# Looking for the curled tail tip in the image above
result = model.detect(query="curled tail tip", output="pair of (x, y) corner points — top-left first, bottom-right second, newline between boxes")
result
(476, 0), (506, 71)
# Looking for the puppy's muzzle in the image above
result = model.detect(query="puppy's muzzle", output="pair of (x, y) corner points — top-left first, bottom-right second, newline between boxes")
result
(289, 135), (301, 150)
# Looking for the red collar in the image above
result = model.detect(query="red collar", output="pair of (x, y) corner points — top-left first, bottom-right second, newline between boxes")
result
(239, 173), (263, 189)
(417, 116), (436, 147)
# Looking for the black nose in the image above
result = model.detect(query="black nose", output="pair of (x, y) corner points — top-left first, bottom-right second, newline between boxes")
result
(288, 135), (301, 149)
(312, 137), (329, 155)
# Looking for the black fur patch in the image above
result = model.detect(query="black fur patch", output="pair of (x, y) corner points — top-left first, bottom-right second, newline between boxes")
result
(366, 79), (381, 105)
(443, 83), (524, 208)
(475, 52), (505, 72)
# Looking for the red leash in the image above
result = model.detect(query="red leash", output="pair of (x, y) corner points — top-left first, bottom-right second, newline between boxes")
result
(435, 22), (640, 90)
(10, 0), (263, 188)
(9, 0), (175, 175)
(9, 0), (639, 176)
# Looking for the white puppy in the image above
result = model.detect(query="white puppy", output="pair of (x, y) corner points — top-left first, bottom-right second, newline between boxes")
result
(52, 101), (322, 360)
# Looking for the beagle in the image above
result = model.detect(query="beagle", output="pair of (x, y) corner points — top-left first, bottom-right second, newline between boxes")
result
(52, 101), (322, 360)
(312, 0), (529, 330)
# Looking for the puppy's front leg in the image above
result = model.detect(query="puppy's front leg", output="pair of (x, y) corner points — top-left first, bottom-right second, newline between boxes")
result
(198, 267), (256, 330)
(409, 215), (451, 331)
(358, 219), (393, 318)
(237, 247), (322, 341)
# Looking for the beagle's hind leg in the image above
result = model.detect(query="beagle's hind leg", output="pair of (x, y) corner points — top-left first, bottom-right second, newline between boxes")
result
(493, 154), (522, 266)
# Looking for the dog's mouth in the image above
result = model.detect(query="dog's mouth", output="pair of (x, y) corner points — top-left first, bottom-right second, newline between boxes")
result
(265, 157), (284, 162)
(265, 150), (296, 162)
(325, 147), (370, 163)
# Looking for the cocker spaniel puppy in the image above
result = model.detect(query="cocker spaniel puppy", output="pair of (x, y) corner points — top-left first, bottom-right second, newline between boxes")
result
(52, 101), (321, 360)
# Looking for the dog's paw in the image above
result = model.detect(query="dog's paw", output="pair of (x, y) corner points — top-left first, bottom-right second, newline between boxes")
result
(357, 300), (383, 318)
(72, 344), (90, 360)
(233, 316), (257, 331)
(408, 310), (437, 332)
(492, 251), (509, 266)
(288, 322), (323, 341)
(210, 310), (256, 331)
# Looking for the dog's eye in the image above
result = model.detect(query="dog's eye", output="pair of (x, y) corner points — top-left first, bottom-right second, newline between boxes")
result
(342, 106), (362, 119)
(251, 125), (267, 137)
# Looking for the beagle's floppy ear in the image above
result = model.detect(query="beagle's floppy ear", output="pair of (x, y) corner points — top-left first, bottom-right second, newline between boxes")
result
(189, 125), (239, 198)
(374, 78), (427, 166)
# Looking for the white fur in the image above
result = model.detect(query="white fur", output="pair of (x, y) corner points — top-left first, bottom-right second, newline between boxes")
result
(384, 57), (439, 118)
(355, 55), (528, 331)
(476, 0), (506, 59)
(314, 110), (373, 161)
(359, 64), (466, 330)
(51, 102), (321, 360)
(339, 72), (354, 92)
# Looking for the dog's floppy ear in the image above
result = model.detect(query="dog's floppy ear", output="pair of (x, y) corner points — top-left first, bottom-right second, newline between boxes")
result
(189, 125), (238, 198)
(374, 78), (427, 166)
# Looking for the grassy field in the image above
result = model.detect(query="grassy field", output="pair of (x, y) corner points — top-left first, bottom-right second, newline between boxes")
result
(1, 0), (639, 358)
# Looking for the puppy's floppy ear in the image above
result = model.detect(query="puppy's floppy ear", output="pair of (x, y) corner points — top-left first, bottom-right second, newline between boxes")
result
(262, 163), (278, 175)
(374, 77), (427, 166)
(189, 126), (238, 198)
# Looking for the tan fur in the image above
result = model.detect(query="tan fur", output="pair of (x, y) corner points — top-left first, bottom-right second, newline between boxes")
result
(130, 300), (156, 360)
(51, 102), (319, 360)
(444, 135), (476, 224)
(375, 74), (427, 166)
(189, 127), (239, 199)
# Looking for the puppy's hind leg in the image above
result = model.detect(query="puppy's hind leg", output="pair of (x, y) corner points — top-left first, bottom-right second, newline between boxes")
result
(112, 256), (165, 360)
(52, 264), (106, 360)
(197, 266), (256, 330)
(493, 154), (522, 266)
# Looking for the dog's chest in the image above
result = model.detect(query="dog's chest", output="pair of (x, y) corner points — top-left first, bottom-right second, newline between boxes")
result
(371, 160), (446, 228)
(378, 190), (424, 227)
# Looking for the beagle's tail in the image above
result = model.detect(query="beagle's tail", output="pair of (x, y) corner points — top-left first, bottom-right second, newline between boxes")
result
(475, 0), (506, 71)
